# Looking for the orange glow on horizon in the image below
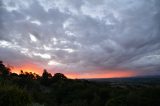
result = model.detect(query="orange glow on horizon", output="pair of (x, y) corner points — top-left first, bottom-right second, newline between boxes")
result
(11, 64), (43, 75)
(11, 64), (136, 78)
(65, 70), (135, 79)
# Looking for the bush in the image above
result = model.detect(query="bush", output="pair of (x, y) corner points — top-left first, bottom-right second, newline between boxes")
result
(0, 84), (32, 106)
(29, 103), (45, 106)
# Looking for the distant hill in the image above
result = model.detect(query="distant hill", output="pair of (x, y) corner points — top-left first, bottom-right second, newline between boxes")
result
(86, 75), (160, 86)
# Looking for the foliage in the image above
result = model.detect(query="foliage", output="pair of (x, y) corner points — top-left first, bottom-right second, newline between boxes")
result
(0, 61), (11, 78)
(0, 83), (31, 106)
(0, 61), (160, 106)
(41, 69), (52, 86)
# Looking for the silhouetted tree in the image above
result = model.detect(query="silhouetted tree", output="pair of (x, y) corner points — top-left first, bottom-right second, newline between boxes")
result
(42, 69), (52, 79)
(19, 70), (39, 80)
(53, 73), (67, 80)
(10, 73), (19, 80)
(1, 60), (160, 106)
(41, 69), (52, 86)
(10, 73), (18, 77)
(17, 70), (38, 89)
(0, 61), (11, 78)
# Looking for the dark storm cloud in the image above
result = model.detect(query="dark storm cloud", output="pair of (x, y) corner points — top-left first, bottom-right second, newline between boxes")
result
(0, 0), (160, 74)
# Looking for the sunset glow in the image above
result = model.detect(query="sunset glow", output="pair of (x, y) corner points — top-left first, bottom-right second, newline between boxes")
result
(65, 70), (135, 79)
(10, 64), (135, 79)
(11, 64), (43, 75)
(1, 0), (160, 78)
(0, 1), (160, 106)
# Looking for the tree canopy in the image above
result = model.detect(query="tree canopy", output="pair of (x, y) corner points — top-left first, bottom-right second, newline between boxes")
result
(0, 61), (160, 106)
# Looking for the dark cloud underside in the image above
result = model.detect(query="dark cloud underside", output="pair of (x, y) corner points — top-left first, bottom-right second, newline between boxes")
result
(0, 0), (160, 75)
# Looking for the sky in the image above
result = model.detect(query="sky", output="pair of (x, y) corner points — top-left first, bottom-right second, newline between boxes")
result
(0, 0), (160, 78)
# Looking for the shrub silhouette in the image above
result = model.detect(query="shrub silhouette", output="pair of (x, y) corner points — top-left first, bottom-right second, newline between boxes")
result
(41, 69), (52, 86)
(0, 84), (31, 106)
(52, 73), (67, 81)
(0, 60), (160, 106)
(0, 61), (10, 78)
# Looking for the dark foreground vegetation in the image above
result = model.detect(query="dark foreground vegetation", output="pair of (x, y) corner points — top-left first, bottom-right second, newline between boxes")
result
(0, 61), (160, 106)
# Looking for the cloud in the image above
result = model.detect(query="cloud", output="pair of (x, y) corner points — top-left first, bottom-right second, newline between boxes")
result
(0, 0), (160, 75)
(29, 33), (38, 42)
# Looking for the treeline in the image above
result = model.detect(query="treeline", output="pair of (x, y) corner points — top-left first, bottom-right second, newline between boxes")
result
(0, 61), (160, 106)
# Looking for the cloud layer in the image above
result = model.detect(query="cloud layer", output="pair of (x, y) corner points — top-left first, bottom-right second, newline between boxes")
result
(0, 0), (160, 76)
